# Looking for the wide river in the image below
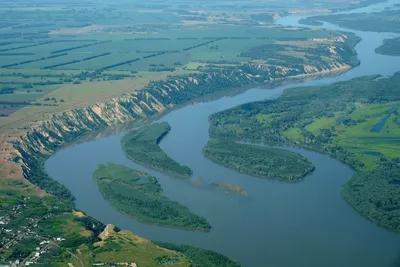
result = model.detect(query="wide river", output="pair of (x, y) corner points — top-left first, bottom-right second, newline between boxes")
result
(46, 2), (400, 267)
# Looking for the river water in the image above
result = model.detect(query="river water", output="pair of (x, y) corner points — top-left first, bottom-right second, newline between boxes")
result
(46, 3), (400, 267)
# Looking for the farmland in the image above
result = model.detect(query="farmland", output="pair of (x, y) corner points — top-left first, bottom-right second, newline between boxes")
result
(0, 0), (362, 120)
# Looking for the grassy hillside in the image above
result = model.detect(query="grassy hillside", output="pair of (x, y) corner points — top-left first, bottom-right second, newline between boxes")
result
(92, 163), (210, 230)
(203, 139), (315, 181)
(121, 122), (193, 178)
(208, 73), (400, 232)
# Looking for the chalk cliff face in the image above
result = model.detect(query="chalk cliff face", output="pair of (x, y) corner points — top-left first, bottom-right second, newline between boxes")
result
(12, 39), (358, 199)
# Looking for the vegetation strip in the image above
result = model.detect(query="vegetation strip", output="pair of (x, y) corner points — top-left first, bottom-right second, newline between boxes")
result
(43, 53), (111, 69)
(50, 40), (111, 54)
(0, 41), (53, 53)
(1, 53), (68, 68)
(121, 122), (193, 178)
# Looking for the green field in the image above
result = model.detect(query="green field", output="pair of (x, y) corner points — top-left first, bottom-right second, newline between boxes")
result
(0, 1), (356, 118)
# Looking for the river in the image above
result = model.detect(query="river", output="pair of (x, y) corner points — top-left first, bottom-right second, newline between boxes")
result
(46, 2), (400, 267)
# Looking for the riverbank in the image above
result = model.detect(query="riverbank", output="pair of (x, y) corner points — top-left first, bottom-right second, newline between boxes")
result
(208, 74), (400, 232)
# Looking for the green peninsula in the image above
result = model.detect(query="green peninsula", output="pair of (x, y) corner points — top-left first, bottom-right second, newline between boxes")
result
(203, 139), (315, 181)
(209, 73), (400, 232)
(92, 163), (210, 231)
(121, 122), (193, 178)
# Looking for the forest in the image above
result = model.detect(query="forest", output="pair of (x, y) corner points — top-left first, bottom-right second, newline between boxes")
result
(208, 73), (400, 232)
(121, 122), (193, 178)
(92, 163), (210, 230)
(203, 139), (315, 181)
(375, 37), (400, 56)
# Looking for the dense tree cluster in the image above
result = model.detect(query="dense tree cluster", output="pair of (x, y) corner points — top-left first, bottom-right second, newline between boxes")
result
(93, 163), (210, 230)
(203, 139), (315, 181)
(121, 122), (193, 178)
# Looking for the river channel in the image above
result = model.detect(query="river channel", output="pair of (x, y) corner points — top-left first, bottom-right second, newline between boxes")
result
(46, 2), (400, 266)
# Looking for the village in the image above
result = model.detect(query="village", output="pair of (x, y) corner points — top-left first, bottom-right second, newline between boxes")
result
(0, 196), (67, 267)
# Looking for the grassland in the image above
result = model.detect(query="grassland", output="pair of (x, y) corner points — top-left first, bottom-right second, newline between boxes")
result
(92, 163), (210, 230)
(208, 73), (400, 232)
(203, 139), (315, 181)
(121, 122), (193, 178)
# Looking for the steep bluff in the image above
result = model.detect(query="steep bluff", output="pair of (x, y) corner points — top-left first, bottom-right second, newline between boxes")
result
(12, 46), (358, 201)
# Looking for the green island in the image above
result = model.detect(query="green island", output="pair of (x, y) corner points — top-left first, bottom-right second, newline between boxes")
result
(121, 122), (193, 178)
(203, 139), (315, 181)
(209, 73), (400, 232)
(299, 18), (323, 26)
(300, 10), (400, 33)
(212, 182), (248, 196)
(375, 37), (400, 56)
(92, 163), (210, 231)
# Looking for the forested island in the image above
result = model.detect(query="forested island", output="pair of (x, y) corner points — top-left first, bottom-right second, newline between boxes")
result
(121, 122), (193, 178)
(299, 18), (323, 26)
(375, 37), (400, 56)
(92, 163), (210, 230)
(208, 73), (400, 232)
(203, 139), (315, 181)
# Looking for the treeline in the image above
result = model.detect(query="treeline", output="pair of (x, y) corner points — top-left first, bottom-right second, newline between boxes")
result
(0, 41), (52, 53)
(100, 57), (140, 70)
(43, 52), (111, 69)
(183, 39), (219, 51)
(50, 40), (111, 54)
(0, 52), (35, 56)
(1, 53), (68, 68)
(121, 122), (193, 178)
(19, 154), (75, 206)
(93, 163), (210, 230)
(136, 50), (179, 53)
